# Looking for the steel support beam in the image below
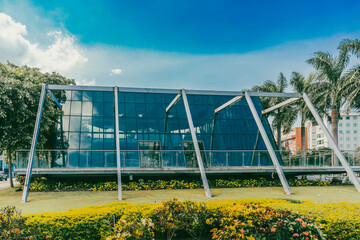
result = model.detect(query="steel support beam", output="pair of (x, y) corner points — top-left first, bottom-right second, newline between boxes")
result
(262, 98), (300, 115)
(245, 92), (292, 195)
(47, 89), (62, 109)
(166, 93), (182, 113)
(215, 96), (243, 114)
(114, 87), (123, 200)
(22, 84), (47, 203)
(302, 93), (360, 192)
(182, 89), (211, 197)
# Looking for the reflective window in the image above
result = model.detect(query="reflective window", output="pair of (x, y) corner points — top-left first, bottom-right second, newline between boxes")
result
(71, 101), (82, 115)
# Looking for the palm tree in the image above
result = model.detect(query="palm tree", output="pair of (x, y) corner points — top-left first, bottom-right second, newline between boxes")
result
(290, 72), (316, 161)
(338, 39), (360, 111)
(252, 73), (297, 150)
(306, 49), (351, 144)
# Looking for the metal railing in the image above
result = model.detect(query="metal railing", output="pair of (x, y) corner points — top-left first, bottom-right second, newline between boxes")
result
(15, 149), (360, 169)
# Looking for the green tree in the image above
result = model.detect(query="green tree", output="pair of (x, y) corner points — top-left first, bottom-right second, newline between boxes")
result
(306, 48), (351, 144)
(0, 62), (75, 187)
(252, 73), (297, 150)
(338, 39), (360, 111)
(289, 72), (316, 160)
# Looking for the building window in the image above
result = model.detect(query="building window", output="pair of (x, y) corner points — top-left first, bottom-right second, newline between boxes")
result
(354, 123), (357, 127)
(346, 123), (350, 127)
(346, 130), (350, 134)
(346, 116), (350, 120)
(339, 137), (343, 141)
(355, 130), (358, 134)
(339, 130), (343, 134)
(354, 116), (357, 120)
(339, 123), (343, 127)
(340, 144), (343, 148)
(346, 137), (350, 141)
(354, 137), (358, 141)
(346, 144), (350, 148)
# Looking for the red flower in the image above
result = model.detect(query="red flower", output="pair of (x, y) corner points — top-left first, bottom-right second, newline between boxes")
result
(303, 231), (309, 236)
(240, 229), (245, 234)
(293, 233), (299, 237)
(302, 222), (307, 228)
(168, 222), (173, 226)
(295, 218), (303, 222)
(15, 228), (20, 233)
(271, 227), (276, 233)
(305, 238), (309, 240)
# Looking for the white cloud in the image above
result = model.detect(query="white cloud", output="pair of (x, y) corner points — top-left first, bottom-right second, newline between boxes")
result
(76, 78), (96, 86)
(0, 13), (87, 74)
(111, 68), (124, 75)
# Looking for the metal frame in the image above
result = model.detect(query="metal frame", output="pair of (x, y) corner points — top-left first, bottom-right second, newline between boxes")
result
(114, 87), (123, 200)
(245, 92), (292, 195)
(21, 85), (360, 203)
(182, 89), (211, 197)
(22, 84), (47, 203)
(262, 98), (299, 115)
(215, 96), (243, 114)
(303, 93), (360, 192)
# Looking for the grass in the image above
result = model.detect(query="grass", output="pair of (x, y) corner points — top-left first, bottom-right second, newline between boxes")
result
(1, 185), (360, 214)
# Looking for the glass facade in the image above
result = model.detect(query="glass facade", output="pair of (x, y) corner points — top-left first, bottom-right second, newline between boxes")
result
(17, 89), (281, 169)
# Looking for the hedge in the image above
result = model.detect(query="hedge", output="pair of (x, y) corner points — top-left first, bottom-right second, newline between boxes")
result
(2, 198), (360, 239)
(17, 177), (338, 192)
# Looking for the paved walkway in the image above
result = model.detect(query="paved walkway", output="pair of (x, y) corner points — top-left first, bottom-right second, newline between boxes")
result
(0, 179), (20, 190)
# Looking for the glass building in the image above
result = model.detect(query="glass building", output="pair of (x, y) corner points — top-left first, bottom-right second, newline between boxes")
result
(17, 86), (281, 171)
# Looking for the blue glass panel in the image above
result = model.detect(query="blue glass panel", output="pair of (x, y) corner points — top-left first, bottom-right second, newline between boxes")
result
(69, 116), (81, 131)
(72, 91), (82, 101)
(135, 103), (146, 117)
(82, 91), (93, 101)
(104, 102), (114, 116)
(70, 101), (81, 115)
(82, 102), (92, 116)
(125, 102), (136, 117)
(91, 151), (104, 167)
(126, 118), (137, 133)
(68, 151), (79, 167)
(134, 93), (145, 103)
(79, 151), (91, 167)
(104, 117), (114, 132)
(145, 93), (155, 103)
(105, 151), (116, 167)
(118, 92), (125, 102)
(94, 91), (104, 101)
(125, 92), (135, 102)
(68, 132), (80, 149)
(137, 118), (148, 133)
(103, 92), (113, 102)
(93, 117), (103, 132)
(93, 102), (104, 116)
(92, 133), (103, 149)
(80, 133), (92, 149)
(119, 118), (126, 132)
(62, 101), (71, 115)
(104, 133), (115, 150)
(81, 117), (92, 132)
(62, 116), (69, 132)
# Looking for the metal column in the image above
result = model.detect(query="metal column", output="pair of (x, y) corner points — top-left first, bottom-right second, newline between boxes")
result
(245, 92), (292, 195)
(114, 87), (123, 200)
(182, 89), (211, 197)
(303, 93), (360, 192)
(22, 84), (47, 203)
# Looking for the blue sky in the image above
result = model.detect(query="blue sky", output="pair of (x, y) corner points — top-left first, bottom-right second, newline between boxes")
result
(0, 0), (360, 90)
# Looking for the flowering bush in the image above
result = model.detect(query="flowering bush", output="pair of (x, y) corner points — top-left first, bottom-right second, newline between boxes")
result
(152, 198), (211, 239)
(21, 177), (336, 192)
(0, 206), (24, 240)
(207, 203), (323, 240)
(106, 212), (155, 240)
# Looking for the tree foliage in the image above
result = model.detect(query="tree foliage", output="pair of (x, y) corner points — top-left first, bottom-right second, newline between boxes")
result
(0, 62), (75, 186)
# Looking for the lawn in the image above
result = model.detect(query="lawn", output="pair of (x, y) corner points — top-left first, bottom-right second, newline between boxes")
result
(1, 185), (359, 214)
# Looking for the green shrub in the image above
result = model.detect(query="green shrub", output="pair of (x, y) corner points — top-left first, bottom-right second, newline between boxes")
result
(23, 177), (338, 192)
(4, 199), (358, 239)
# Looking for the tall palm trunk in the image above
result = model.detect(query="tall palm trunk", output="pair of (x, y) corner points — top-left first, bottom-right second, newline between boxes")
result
(7, 149), (14, 188)
(301, 115), (306, 165)
(331, 108), (338, 144)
